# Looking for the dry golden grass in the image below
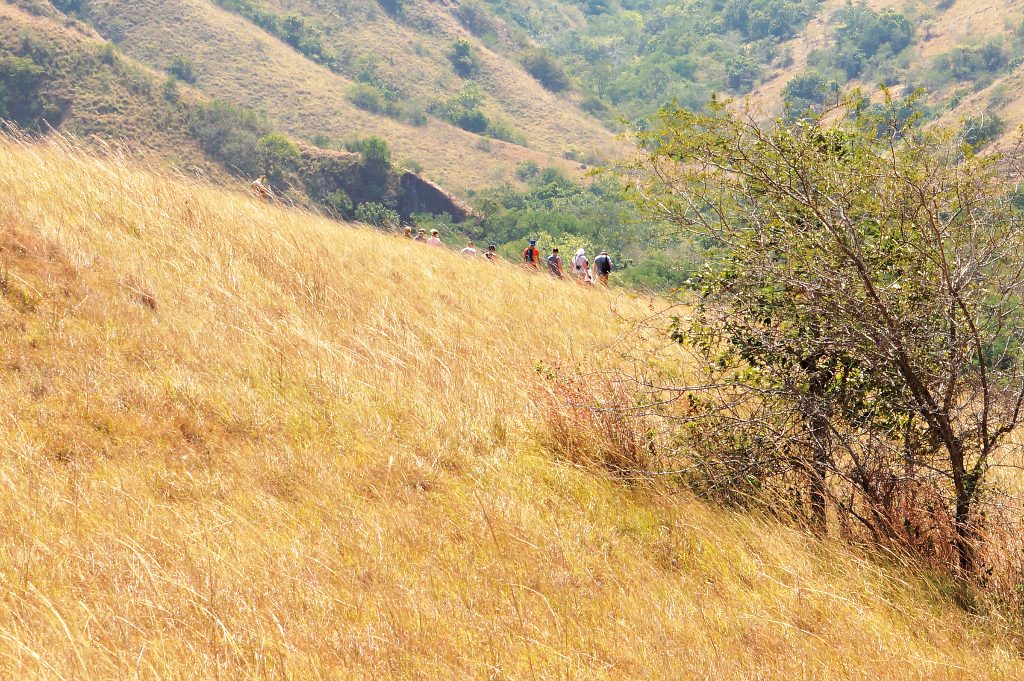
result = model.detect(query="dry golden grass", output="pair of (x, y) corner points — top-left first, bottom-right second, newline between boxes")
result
(0, 135), (1023, 678)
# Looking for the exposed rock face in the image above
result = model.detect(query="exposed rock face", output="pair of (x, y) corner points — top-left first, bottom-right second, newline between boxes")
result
(297, 145), (477, 224)
(399, 172), (478, 223)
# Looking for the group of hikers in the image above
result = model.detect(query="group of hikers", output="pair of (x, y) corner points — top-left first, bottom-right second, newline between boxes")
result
(403, 226), (614, 285)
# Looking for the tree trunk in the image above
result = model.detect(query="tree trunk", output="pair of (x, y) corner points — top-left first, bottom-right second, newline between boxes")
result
(807, 406), (829, 531)
(948, 438), (976, 575)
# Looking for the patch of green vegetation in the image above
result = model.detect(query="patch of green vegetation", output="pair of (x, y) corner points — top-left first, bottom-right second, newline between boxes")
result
(430, 82), (526, 144)
(448, 38), (482, 78)
(467, 167), (698, 290)
(0, 54), (58, 129)
(213, 0), (338, 70)
(476, 0), (822, 122)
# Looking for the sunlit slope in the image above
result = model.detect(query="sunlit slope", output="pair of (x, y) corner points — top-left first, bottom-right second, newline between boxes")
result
(749, 0), (1024, 136)
(0, 137), (1022, 678)
(0, 2), (214, 173)
(77, 0), (614, 189)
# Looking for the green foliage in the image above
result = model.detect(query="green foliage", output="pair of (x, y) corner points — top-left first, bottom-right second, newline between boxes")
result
(167, 57), (198, 84)
(324, 189), (354, 218)
(811, 4), (914, 81)
(345, 135), (392, 169)
(627, 93), (1024, 570)
(345, 136), (393, 203)
(0, 55), (53, 129)
(962, 112), (1006, 151)
(51, 0), (84, 14)
(213, 0), (338, 71)
(377, 0), (405, 16)
(515, 160), (539, 181)
(430, 82), (524, 143)
(448, 39), (482, 78)
(190, 100), (273, 177)
(725, 54), (760, 93)
(923, 41), (1010, 91)
(255, 132), (301, 185)
(721, 0), (818, 40)
(520, 49), (571, 92)
(467, 168), (694, 289)
(98, 42), (117, 65)
(472, 0), (821, 123)
(355, 201), (400, 228)
(782, 71), (838, 116)
(346, 83), (427, 126)
(161, 75), (180, 103)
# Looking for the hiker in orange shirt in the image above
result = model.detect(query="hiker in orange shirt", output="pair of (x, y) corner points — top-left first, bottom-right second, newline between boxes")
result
(522, 239), (541, 270)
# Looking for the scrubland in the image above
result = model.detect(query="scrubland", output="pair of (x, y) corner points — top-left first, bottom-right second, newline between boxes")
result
(0, 135), (1022, 679)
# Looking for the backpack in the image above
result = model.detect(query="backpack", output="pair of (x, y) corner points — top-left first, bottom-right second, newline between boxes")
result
(524, 247), (536, 264)
(596, 255), (611, 274)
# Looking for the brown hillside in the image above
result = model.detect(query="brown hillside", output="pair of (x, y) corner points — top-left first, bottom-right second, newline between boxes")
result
(0, 2), (216, 175)
(75, 0), (619, 190)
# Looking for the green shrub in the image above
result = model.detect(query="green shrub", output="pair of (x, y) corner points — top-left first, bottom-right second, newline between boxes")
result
(448, 39), (481, 78)
(355, 202), (400, 228)
(345, 136), (392, 168)
(98, 42), (117, 64)
(324, 189), (354, 217)
(256, 132), (301, 185)
(0, 55), (53, 129)
(515, 160), (539, 181)
(168, 57), (198, 84)
(520, 49), (571, 92)
(190, 100), (273, 177)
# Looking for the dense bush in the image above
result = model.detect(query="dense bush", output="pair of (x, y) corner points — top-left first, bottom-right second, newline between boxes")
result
(190, 100), (273, 177)
(430, 83), (523, 143)
(520, 49), (571, 92)
(167, 57), (198, 84)
(354, 201), (400, 228)
(255, 132), (301, 186)
(0, 55), (55, 129)
(448, 39), (481, 78)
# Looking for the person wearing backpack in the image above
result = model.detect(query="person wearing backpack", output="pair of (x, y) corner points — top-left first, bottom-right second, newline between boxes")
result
(594, 250), (613, 286)
(546, 247), (564, 278)
(571, 248), (589, 284)
(522, 239), (541, 270)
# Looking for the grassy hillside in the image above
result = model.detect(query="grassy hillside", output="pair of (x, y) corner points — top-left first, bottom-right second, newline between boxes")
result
(0, 1), (217, 174)
(64, 0), (618, 190)
(1, 134), (1022, 677)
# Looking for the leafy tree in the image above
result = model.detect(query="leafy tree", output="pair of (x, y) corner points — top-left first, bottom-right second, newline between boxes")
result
(725, 55), (760, 93)
(782, 71), (838, 117)
(961, 112), (1006, 151)
(626, 93), (1024, 575)
(346, 136), (393, 202)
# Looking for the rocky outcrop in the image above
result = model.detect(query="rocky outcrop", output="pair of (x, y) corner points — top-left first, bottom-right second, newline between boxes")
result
(297, 145), (478, 224)
(399, 172), (479, 223)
